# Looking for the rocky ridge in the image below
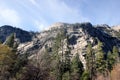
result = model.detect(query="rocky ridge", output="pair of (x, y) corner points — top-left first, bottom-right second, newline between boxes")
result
(0, 25), (34, 43)
(0, 23), (120, 68)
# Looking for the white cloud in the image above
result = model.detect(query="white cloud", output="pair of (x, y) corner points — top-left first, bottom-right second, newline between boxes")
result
(27, 0), (90, 31)
(10, 0), (90, 31)
(37, 0), (89, 23)
(34, 20), (48, 31)
(0, 5), (21, 26)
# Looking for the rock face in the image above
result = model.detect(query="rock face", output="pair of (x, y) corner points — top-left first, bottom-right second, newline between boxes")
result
(1, 23), (120, 68)
(112, 25), (120, 31)
(0, 25), (33, 43)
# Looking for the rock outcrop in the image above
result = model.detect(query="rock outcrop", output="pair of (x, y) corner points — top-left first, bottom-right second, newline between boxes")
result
(112, 25), (120, 31)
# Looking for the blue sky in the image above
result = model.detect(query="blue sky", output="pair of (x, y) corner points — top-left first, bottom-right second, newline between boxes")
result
(0, 0), (120, 31)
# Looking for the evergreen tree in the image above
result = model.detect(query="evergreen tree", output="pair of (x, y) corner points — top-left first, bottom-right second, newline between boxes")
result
(0, 33), (29, 79)
(96, 40), (107, 74)
(4, 33), (15, 48)
(107, 51), (115, 71)
(86, 42), (95, 80)
(51, 31), (66, 80)
(0, 44), (16, 80)
(61, 33), (73, 80)
(63, 35), (71, 75)
(71, 53), (84, 80)
(81, 70), (90, 80)
(112, 46), (119, 63)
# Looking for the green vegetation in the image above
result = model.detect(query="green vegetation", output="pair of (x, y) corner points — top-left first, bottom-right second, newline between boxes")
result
(5, 33), (15, 48)
(107, 51), (115, 71)
(86, 42), (95, 80)
(85, 40), (119, 80)
(0, 33), (28, 80)
(0, 44), (16, 80)
(71, 53), (84, 80)
(81, 71), (90, 80)
(96, 40), (107, 74)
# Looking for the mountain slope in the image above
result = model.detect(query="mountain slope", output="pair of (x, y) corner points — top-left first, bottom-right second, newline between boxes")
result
(0, 25), (33, 43)
(0, 23), (120, 68)
(16, 22), (120, 68)
(18, 22), (120, 53)
(0, 23), (120, 79)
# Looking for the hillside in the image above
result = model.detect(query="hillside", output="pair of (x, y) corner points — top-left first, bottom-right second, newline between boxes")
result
(0, 22), (120, 80)
(17, 22), (120, 67)
(0, 23), (120, 66)
(0, 25), (34, 43)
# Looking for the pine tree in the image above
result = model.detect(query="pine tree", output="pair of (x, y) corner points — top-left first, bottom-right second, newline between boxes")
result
(107, 51), (115, 71)
(63, 35), (71, 72)
(81, 70), (90, 80)
(86, 42), (95, 80)
(71, 53), (84, 80)
(62, 52), (71, 79)
(4, 33), (15, 48)
(51, 31), (66, 80)
(112, 46), (119, 63)
(0, 44), (16, 80)
(96, 40), (107, 74)
(0, 33), (29, 79)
